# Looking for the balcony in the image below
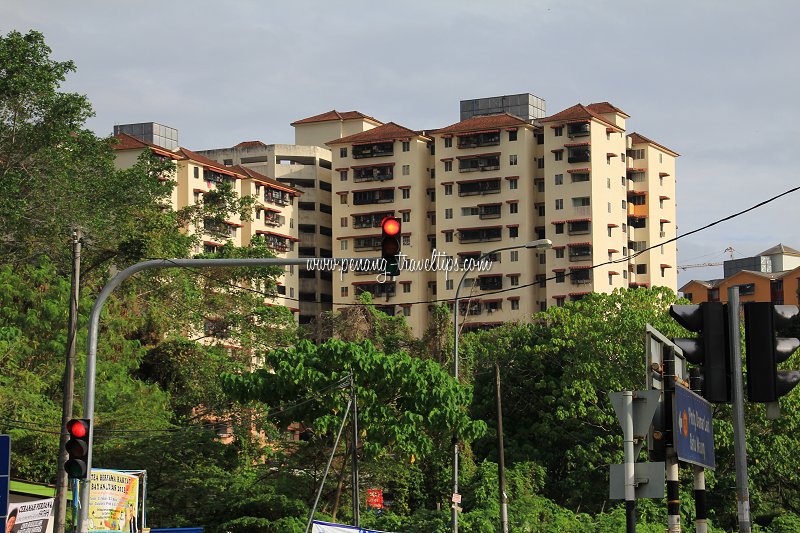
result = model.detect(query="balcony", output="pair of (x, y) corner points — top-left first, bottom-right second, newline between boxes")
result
(458, 178), (501, 196)
(263, 213), (285, 227)
(355, 282), (396, 300)
(352, 142), (394, 159)
(353, 165), (394, 183)
(627, 204), (648, 218)
(570, 270), (592, 285)
(478, 204), (502, 219)
(567, 220), (590, 235)
(567, 122), (591, 138)
(458, 154), (501, 173)
(352, 189), (395, 205)
(354, 237), (382, 251)
(568, 244), (592, 262)
(353, 212), (394, 229)
(567, 148), (591, 164)
(458, 226), (503, 244)
(265, 189), (292, 206)
(478, 275), (503, 291)
(457, 131), (500, 149)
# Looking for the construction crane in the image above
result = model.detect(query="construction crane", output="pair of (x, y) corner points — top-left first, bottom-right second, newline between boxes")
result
(677, 247), (736, 271)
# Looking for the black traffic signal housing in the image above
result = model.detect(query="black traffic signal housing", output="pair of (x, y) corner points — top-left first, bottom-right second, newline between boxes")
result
(670, 302), (731, 403)
(65, 418), (90, 479)
(380, 216), (401, 277)
(744, 303), (800, 403)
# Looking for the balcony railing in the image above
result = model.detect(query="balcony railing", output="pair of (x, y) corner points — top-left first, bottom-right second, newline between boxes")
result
(459, 228), (502, 243)
(353, 191), (395, 205)
(353, 167), (394, 183)
(352, 142), (394, 159)
(457, 133), (500, 149)
(458, 155), (501, 173)
(567, 123), (590, 138)
(478, 205), (502, 219)
(458, 180), (501, 196)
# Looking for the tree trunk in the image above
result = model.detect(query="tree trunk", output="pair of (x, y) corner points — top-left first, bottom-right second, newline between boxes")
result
(330, 439), (350, 521)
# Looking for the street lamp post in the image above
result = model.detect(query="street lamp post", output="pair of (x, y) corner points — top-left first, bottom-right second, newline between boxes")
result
(450, 239), (552, 533)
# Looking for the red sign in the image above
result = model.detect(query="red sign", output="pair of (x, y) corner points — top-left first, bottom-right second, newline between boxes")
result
(366, 488), (383, 509)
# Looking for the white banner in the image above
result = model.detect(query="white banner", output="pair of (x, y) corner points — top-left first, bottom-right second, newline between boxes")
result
(7, 498), (54, 533)
(311, 521), (393, 533)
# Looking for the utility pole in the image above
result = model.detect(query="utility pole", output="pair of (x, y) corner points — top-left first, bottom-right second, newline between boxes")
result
(728, 287), (751, 532)
(495, 363), (509, 533)
(351, 376), (360, 528)
(55, 228), (82, 533)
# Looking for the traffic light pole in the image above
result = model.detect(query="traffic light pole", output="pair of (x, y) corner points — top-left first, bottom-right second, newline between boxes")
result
(728, 286), (752, 533)
(79, 257), (343, 533)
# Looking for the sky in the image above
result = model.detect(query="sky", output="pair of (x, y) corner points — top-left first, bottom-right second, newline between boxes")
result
(3, 0), (799, 288)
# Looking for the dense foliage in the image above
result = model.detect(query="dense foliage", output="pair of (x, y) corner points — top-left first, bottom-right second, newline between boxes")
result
(3, 29), (800, 532)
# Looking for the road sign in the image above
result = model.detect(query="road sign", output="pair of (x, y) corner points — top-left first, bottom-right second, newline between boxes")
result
(610, 390), (660, 456)
(646, 324), (687, 389)
(673, 384), (715, 469)
(609, 462), (665, 499)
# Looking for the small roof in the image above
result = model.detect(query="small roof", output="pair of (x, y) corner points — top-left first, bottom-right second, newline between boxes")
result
(291, 109), (382, 127)
(326, 122), (427, 146)
(628, 132), (680, 157)
(679, 279), (723, 292)
(234, 140), (269, 149)
(587, 102), (630, 118)
(432, 113), (530, 135)
(176, 147), (247, 176)
(231, 165), (302, 196)
(758, 243), (800, 257)
(541, 103), (622, 130)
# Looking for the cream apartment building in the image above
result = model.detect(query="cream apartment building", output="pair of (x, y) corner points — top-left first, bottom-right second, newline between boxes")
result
(111, 132), (302, 314)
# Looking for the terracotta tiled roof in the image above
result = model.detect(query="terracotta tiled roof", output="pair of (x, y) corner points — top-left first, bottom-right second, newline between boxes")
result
(432, 113), (530, 135)
(231, 165), (302, 196)
(175, 147), (246, 177)
(758, 243), (800, 257)
(541, 103), (622, 130)
(587, 102), (630, 118)
(112, 133), (181, 159)
(628, 132), (680, 157)
(326, 122), (426, 146)
(291, 109), (382, 126)
(234, 140), (268, 149)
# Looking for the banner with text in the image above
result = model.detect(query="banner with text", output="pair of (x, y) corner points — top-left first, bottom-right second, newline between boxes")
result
(88, 470), (139, 533)
(7, 498), (54, 533)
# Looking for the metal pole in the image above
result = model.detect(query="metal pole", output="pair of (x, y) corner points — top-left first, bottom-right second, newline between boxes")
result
(664, 346), (681, 533)
(351, 377), (360, 527)
(622, 390), (636, 533)
(728, 286), (751, 532)
(141, 470), (147, 530)
(79, 257), (345, 533)
(693, 465), (707, 533)
(55, 228), (82, 533)
(305, 399), (352, 533)
(495, 363), (509, 533)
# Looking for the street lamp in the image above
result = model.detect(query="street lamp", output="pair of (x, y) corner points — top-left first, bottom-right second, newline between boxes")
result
(450, 238), (552, 533)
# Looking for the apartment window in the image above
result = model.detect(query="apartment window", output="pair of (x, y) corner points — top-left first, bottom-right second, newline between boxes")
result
(193, 167), (199, 179)
(572, 197), (590, 207)
(340, 194), (347, 204)
(446, 279), (454, 290)
(622, 223), (627, 232)
(340, 148), (347, 157)
(555, 174), (563, 185)
(341, 240), (348, 250)
(555, 223), (564, 234)
(607, 226), (612, 237)
(556, 271), (565, 283)
(510, 226), (519, 238)
(445, 231), (453, 243)
(340, 170), (348, 181)
(510, 203), (518, 214)
(511, 299), (520, 310)
(622, 176), (627, 186)
(508, 130), (517, 141)
(660, 176), (664, 186)
(555, 151), (563, 161)
(403, 306), (411, 317)
(510, 275), (520, 286)
(636, 264), (647, 275)
(536, 180), (545, 192)
(623, 246), (628, 256)
(510, 251), (519, 262)
(537, 205), (545, 217)
(554, 126), (563, 137)
(660, 153), (663, 163)
(609, 274), (614, 285)
(622, 200), (627, 209)
(555, 199), (564, 210)
(660, 198), (665, 209)
(445, 208), (453, 219)
(402, 212), (410, 222)
(509, 155), (518, 166)
(445, 161), (453, 172)
(539, 253), (546, 264)
(440, 184), (452, 198)
(341, 287), (348, 297)
(402, 141), (410, 152)
(403, 283), (411, 293)
(402, 165), (410, 175)
(556, 248), (564, 259)
(444, 137), (452, 148)
(538, 158), (545, 169)
(537, 134), (544, 144)
(402, 188), (410, 199)
(571, 173), (589, 183)
(607, 178), (611, 189)
(341, 217), (348, 227)
(402, 235), (411, 246)
(623, 270), (628, 279)
(509, 179), (518, 190)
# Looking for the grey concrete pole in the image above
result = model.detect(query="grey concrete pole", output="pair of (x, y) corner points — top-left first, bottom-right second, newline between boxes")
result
(728, 286), (751, 533)
(623, 391), (636, 533)
(495, 363), (509, 533)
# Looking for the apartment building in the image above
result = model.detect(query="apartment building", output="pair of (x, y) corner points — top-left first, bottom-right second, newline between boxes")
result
(111, 131), (302, 314)
(317, 97), (678, 336)
(196, 142), (334, 325)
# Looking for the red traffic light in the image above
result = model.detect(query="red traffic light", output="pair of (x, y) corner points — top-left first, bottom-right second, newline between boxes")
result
(67, 419), (88, 438)
(381, 217), (400, 236)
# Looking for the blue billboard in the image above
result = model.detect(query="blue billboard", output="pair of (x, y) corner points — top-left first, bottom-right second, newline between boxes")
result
(673, 385), (715, 469)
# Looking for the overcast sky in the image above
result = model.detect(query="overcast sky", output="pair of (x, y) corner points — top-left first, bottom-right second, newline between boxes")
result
(3, 0), (799, 287)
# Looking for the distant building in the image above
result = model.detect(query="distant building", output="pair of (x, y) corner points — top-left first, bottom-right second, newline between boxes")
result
(113, 122), (178, 150)
(680, 244), (800, 305)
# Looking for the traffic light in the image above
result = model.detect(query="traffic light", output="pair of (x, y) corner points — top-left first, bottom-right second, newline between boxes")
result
(380, 216), (402, 276)
(669, 302), (731, 403)
(64, 418), (90, 479)
(744, 303), (800, 403)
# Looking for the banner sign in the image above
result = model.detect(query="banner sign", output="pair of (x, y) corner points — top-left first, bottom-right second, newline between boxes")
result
(6, 498), (54, 533)
(88, 470), (139, 533)
(366, 489), (383, 509)
(672, 385), (716, 469)
(311, 521), (393, 533)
